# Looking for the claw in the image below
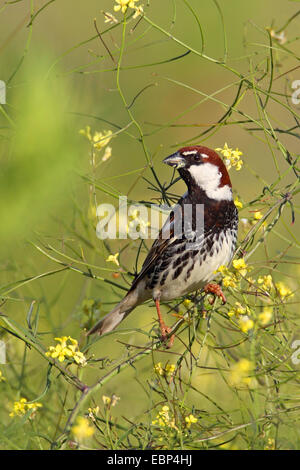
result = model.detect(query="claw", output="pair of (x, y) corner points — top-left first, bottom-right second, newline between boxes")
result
(203, 283), (226, 304)
(160, 325), (175, 349)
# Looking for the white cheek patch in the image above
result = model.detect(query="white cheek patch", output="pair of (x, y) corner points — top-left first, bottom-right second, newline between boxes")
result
(208, 185), (232, 201)
(189, 162), (232, 201)
(189, 162), (220, 185)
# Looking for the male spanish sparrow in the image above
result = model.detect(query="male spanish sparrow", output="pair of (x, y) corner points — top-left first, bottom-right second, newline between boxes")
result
(88, 146), (238, 346)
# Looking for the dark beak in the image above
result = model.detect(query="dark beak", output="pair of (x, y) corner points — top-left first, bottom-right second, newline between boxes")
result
(163, 152), (186, 169)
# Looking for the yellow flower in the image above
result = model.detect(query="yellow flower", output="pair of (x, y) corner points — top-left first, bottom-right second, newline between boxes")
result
(165, 364), (176, 376)
(72, 417), (94, 441)
(102, 394), (120, 407)
(0, 370), (6, 382)
(151, 405), (178, 431)
(106, 252), (119, 266)
(127, 208), (150, 237)
(79, 125), (92, 141)
(216, 142), (232, 158)
(73, 350), (87, 365)
(88, 406), (99, 419)
(254, 211), (263, 220)
(235, 159), (243, 171)
(45, 336), (87, 366)
(102, 395), (111, 406)
(227, 302), (249, 318)
(114, 0), (139, 14)
(93, 130), (113, 150)
(229, 359), (255, 387)
(154, 362), (164, 376)
(234, 197), (243, 209)
(185, 414), (198, 428)
(216, 265), (238, 289)
(129, 209), (139, 220)
(183, 299), (192, 308)
(79, 126), (113, 152)
(154, 362), (175, 377)
(264, 437), (276, 450)
(236, 303), (248, 315)
(218, 261), (252, 289)
(232, 258), (249, 277)
(238, 315), (254, 333)
(232, 258), (247, 271)
(45, 336), (70, 362)
(258, 307), (273, 326)
(127, 213), (150, 237)
(275, 282), (293, 299)
(216, 265), (227, 274)
(215, 143), (244, 171)
(9, 398), (42, 417)
(223, 276), (237, 288)
(257, 274), (273, 292)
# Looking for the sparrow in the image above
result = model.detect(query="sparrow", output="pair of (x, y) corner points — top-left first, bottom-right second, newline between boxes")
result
(87, 146), (238, 346)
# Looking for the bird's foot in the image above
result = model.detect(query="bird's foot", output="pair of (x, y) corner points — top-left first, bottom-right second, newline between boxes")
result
(155, 298), (175, 348)
(203, 283), (226, 304)
(160, 323), (175, 349)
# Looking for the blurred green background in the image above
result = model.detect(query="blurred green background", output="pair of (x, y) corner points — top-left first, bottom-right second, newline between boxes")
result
(0, 0), (299, 449)
(1, 0), (299, 241)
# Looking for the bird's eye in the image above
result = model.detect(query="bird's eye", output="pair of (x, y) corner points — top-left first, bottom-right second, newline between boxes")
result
(194, 154), (201, 162)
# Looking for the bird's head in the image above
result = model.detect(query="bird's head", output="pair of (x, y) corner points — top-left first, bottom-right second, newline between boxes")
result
(163, 146), (233, 201)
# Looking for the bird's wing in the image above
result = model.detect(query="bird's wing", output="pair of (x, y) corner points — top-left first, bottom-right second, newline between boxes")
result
(129, 204), (182, 292)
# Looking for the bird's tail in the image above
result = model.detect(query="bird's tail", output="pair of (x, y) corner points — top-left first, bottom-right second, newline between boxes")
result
(86, 291), (137, 336)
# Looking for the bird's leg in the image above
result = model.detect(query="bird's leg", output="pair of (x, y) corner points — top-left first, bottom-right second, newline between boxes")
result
(154, 298), (175, 348)
(203, 283), (226, 304)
